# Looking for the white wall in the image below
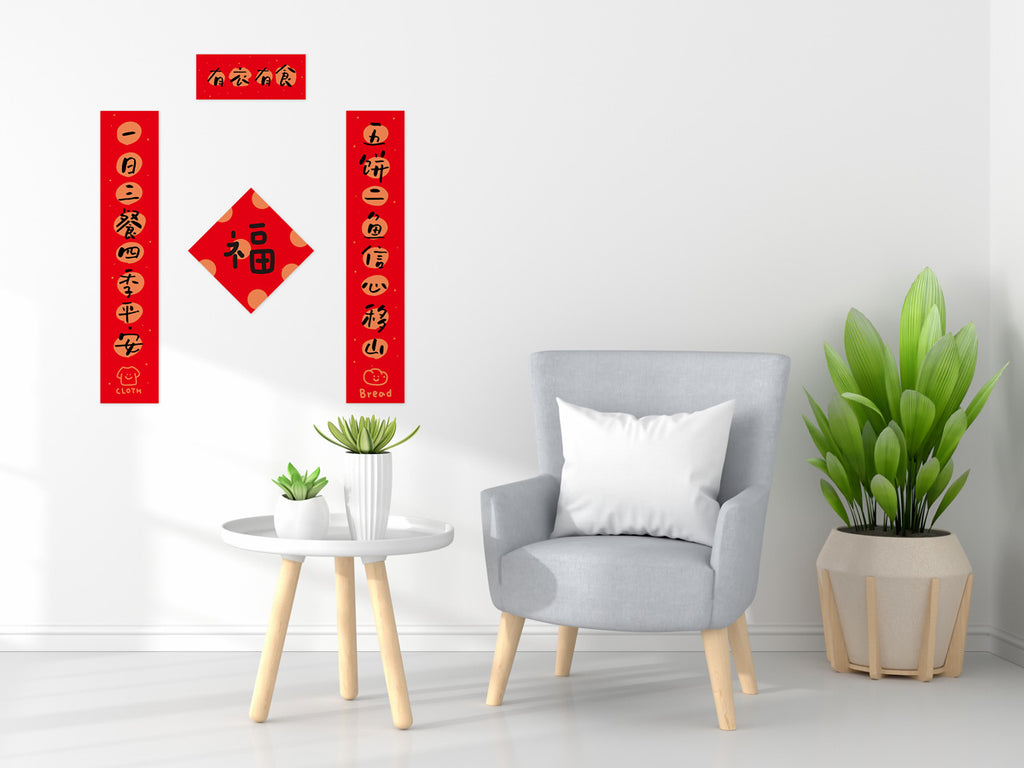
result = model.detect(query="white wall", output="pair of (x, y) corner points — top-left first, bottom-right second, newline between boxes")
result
(0, 0), (1001, 650)
(989, 0), (1024, 662)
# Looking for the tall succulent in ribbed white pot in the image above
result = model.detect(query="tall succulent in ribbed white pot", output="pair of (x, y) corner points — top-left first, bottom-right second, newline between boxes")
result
(315, 415), (420, 540)
(805, 268), (1005, 679)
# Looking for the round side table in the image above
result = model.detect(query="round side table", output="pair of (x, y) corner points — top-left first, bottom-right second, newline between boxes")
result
(221, 514), (454, 730)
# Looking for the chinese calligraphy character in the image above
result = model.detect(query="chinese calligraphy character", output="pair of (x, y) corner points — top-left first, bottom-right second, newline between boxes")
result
(117, 270), (144, 298)
(116, 121), (142, 145)
(361, 303), (388, 332)
(223, 230), (250, 268)
(229, 67), (251, 86)
(362, 212), (387, 239)
(361, 246), (389, 269)
(255, 67), (272, 85)
(362, 338), (389, 359)
(115, 182), (142, 205)
(117, 301), (143, 325)
(361, 186), (388, 206)
(114, 209), (145, 239)
(117, 152), (141, 177)
(114, 332), (143, 358)
(249, 222), (275, 274)
(275, 64), (296, 87)
(207, 68), (225, 86)
(363, 123), (388, 146)
(359, 151), (390, 180)
(361, 275), (389, 295)
(116, 243), (144, 263)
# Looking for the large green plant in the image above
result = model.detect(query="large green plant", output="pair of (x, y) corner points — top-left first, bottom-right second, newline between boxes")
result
(805, 268), (1006, 534)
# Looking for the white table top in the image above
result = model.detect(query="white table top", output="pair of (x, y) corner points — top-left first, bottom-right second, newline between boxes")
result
(221, 515), (454, 558)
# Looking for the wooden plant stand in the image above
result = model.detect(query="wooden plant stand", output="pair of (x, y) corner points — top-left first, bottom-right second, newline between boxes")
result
(818, 569), (973, 681)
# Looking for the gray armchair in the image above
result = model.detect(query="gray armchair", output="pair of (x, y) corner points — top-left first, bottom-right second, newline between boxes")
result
(481, 351), (790, 729)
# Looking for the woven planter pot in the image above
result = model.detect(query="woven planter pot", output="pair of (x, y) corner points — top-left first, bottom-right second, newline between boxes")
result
(816, 527), (973, 680)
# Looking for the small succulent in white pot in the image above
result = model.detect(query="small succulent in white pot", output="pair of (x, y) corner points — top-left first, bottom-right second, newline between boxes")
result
(272, 463), (330, 540)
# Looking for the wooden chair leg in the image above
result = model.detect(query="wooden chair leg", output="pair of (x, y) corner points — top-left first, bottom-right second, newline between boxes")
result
(726, 614), (757, 695)
(555, 626), (579, 677)
(702, 627), (736, 730)
(486, 612), (525, 705)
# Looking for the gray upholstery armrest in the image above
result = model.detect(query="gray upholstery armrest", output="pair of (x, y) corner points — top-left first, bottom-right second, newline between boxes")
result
(708, 485), (770, 627)
(481, 474), (560, 610)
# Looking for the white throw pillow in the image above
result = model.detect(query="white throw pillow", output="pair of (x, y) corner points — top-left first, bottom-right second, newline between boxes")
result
(551, 398), (735, 546)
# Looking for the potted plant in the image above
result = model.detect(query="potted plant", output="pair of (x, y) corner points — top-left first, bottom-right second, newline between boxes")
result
(272, 463), (330, 540)
(805, 267), (1006, 680)
(315, 415), (420, 540)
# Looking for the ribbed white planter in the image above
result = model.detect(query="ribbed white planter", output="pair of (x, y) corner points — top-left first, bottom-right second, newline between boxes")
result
(343, 452), (392, 540)
(273, 495), (330, 540)
(816, 528), (973, 680)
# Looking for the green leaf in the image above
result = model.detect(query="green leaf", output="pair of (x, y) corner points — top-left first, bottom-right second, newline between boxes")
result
(949, 324), (979, 411)
(807, 457), (828, 473)
(843, 391), (884, 421)
(805, 390), (841, 456)
(966, 363), (1008, 426)
(307, 467), (321, 483)
(828, 395), (866, 480)
(803, 417), (830, 458)
(882, 345), (902, 422)
(825, 343), (861, 397)
(933, 470), (970, 525)
(382, 424), (421, 453)
(916, 333), (959, 418)
(926, 459), (954, 507)
(844, 309), (888, 414)
(915, 457), (941, 498)
(936, 410), (968, 466)
(899, 267), (946, 390)
(870, 474), (900, 521)
(357, 426), (373, 453)
(820, 480), (850, 526)
(899, 390), (937, 457)
(915, 305), (943, 381)
(287, 463), (300, 481)
(874, 426), (901, 481)
(887, 420), (910, 483)
(862, 421), (877, 480)
(825, 452), (856, 503)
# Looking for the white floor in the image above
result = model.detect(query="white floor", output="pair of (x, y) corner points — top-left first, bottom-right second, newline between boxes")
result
(2, 650), (1022, 768)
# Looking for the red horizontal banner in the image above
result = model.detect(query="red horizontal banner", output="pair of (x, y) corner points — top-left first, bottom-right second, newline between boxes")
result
(101, 111), (158, 403)
(196, 54), (306, 99)
(347, 111), (404, 403)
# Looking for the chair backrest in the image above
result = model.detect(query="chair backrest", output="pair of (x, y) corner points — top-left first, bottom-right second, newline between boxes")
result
(531, 351), (790, 501)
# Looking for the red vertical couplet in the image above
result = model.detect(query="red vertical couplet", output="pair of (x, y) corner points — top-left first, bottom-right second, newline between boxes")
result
(346, 111), (404, 403)
(100, 111), (159, 404)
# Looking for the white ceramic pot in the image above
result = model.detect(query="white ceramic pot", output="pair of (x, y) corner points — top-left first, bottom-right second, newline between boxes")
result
(343, 452), (392, 540)
(816, 528), (972, 675)
(273, 495), (330, 540)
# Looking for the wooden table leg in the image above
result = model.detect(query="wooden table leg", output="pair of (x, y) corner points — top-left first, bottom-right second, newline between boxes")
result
(365, 559), (413, 730)
(335, 556), (358, 700)
(250, 557), (303, 723)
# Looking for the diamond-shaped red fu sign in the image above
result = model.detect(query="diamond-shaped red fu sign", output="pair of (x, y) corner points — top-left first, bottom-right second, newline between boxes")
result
(189, 188), (313, 312)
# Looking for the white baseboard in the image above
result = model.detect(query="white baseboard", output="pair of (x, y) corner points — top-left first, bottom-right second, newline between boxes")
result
(1, 623), (1021, 665)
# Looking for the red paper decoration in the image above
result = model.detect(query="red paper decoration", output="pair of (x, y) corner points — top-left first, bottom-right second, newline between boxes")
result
(196, 55), (306, 100)
(347, 111), (405, 403)
(189, 189), (313, 313)
(101, 111), (159, 404)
